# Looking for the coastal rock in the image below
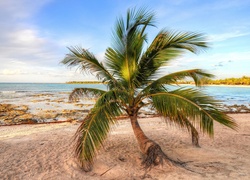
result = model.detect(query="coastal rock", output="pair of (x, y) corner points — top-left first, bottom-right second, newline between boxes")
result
(15, 105), (29, 112)
(138, 109), (157, 118)
(8, 109), (26, 116)
(31, 99), (50, 103)
(222, 104), (250, 113)
(51, 99), (65, 103)
(0, 104), (28, 114)
(60, 109), (89, 121)
(31, 109), (90, 123)
(75, 103), (84, 108)
(14, 114), (37, 124)
(0, 104), (14, 112)
(31, 93), (54, 97)
(0, 104), (36, 125)
(36, 111), (58, 120)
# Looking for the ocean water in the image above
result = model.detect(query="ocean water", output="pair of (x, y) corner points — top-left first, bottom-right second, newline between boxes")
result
(0, 83), (106, 98)
(0, 83), (250, 107)
(202, 85), (250, 107)
(0, 83), (107, 93)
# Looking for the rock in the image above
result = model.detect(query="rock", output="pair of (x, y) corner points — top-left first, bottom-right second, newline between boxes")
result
(223, 104), (250, 113)
(0, 103), (35, 125)
(57, 109), (89, 121)
(8, 110), (26, 116)
(35, 110), (58, 120)
(14, 105), (29, 112)
(14, 114), (37, 124)
(51, 99), (65, 103)
(1, 104), (18, 113)
(41, 112), (58, 119)
(31, 93), (54, 97)
(75, 104), (84, 108)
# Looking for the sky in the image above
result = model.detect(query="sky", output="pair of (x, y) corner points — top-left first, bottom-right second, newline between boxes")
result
(0, 0), (250, 83)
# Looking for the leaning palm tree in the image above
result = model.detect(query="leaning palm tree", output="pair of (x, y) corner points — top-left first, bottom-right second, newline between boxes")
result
(61, 7), (237, 171)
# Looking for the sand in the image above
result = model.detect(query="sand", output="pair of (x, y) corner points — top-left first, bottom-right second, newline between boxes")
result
(0, 114), (250, 180)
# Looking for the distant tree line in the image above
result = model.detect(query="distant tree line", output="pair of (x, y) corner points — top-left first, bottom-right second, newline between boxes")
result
(182, 76), (250, 85)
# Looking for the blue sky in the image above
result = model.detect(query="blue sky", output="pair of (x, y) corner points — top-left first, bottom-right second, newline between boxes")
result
(0, 0), (249, 83)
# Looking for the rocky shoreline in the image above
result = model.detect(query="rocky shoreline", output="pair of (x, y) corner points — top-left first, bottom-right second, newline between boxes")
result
(1, 92), (250, 125)
(0, 103), (90, 125)
(0, 92), (93, 125)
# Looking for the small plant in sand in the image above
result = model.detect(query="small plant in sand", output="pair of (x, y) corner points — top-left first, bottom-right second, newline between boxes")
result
(61, 7), (237, 171)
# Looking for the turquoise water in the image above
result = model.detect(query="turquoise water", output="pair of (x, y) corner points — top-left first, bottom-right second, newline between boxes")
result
(0, 83), (106, 92)
(0, 83), (106, 100)
(0, 83), (250, 107)
(202, 85), (250, 106)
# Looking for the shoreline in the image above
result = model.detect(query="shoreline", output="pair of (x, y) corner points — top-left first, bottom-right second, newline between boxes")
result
(1, 89), (250, 125)
(1, 111), (250, 127)
(179, 83), (250, 88)
(1, 102), (250, 126)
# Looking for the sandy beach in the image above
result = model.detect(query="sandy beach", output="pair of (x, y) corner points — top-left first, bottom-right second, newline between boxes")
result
(0, 113), (250, 180)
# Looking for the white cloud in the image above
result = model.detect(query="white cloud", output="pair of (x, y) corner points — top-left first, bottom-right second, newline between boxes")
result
(0, 0), (71, 82)
(2, 69), (21, 75)
(12, 29), (46, 45)
(209, 31), (250, 42)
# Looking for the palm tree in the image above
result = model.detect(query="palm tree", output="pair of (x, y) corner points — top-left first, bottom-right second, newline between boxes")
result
(61, 7), (237, 171)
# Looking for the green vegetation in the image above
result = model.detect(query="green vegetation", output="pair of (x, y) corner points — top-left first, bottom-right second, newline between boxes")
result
(61, 7), (237, 171)
(205, 76), (250, 85)
(182, 76), (250, 85)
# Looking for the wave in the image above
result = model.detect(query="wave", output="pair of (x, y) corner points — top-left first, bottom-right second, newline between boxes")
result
(0, 90), (60, 93)
(0, 91), (17, 94)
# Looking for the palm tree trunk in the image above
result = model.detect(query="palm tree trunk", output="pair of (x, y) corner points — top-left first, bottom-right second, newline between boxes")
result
(129, 114), (172, 169)
(130, 114), (153, 154)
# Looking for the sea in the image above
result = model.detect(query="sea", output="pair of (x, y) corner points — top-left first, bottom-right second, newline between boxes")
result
(0, 83), (250, 107)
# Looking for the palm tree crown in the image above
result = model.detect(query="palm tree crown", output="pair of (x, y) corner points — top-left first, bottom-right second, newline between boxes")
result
(61, 7), (237, 171)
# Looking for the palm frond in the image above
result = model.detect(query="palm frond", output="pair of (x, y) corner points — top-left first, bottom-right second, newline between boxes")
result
(144, 69), (214, 93)
(61, 46), (113, 82)
(112, 6), (155, 53)
(95, 88), (130, 108)
(69, 88), (106, 102)
(105, 7), (155, 89)
(163, 30), (209, 53)
(136, 69), (213, 103)
(74, 93), (124, 171)
(135, 30), (209, 86)
(149, 88), (237, 136)
(164, 111), (200, 146)
(169, 88), (238, 130)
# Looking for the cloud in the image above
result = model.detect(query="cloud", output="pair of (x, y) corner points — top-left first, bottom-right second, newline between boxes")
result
(1, 69), (22, 75)
(212, 60), (233, 67)
(208, 31), (250, 42)
(214, 62), (224, 67)
(0, 0), (71, 82)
